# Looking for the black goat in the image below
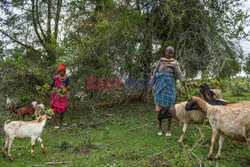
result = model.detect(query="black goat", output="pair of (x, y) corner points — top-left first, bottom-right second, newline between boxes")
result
(198, 83), (229, 106)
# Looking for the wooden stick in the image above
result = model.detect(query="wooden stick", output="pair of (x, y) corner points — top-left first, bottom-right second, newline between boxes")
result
(46, 161), (70, 165)
(129, 121), (153, 131)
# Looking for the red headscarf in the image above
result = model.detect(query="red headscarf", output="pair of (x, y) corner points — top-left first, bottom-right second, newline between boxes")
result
(58, 64), (66, 73)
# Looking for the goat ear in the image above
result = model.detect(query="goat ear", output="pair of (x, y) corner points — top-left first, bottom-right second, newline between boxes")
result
(37, 116), (42, 121)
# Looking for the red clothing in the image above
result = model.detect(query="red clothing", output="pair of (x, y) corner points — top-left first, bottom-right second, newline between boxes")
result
(50, 75), (68, 114)
(58, 64), (66, 73)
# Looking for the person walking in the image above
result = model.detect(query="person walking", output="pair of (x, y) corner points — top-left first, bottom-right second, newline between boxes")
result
(50, 64), (70, 128)
(150, 46), (189, 136)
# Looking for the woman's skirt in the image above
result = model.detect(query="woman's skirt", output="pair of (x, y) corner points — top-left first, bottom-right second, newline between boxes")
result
(50, 92), (68, 114)
(154, 72), (176, 107)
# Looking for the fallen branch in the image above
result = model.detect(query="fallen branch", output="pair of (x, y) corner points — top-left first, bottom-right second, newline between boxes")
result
(133, 148), (170, 166)
(191, 152), (202, 167)
(129, 121), (153, 131)
(46, 161), (70, 165)
(79, 117), (118, 128)
(188, 139), (207, 152)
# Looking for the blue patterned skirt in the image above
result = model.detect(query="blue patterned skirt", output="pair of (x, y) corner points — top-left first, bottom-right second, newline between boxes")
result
(154, 72), (176, 107)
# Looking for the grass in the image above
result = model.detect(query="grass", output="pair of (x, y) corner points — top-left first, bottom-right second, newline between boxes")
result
(223, 91), (250, 102)
(0, 91), (249, 166)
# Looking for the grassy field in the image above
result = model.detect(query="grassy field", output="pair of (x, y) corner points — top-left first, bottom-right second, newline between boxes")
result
(0, 91), (249, 167)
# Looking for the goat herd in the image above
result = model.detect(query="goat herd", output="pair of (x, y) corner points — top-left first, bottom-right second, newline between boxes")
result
(2, 100), (48, 161)
(158, 83), (250, 160)
(1, 83), (250, 162)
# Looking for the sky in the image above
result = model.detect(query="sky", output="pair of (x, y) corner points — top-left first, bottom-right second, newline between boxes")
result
(238, 0), (250, 76)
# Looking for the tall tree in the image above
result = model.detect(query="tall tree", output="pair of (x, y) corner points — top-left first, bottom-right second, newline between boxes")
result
(0, 0), (63, 64)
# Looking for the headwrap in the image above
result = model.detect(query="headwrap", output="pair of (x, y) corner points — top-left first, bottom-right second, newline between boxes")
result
(58, 64), (66, 73)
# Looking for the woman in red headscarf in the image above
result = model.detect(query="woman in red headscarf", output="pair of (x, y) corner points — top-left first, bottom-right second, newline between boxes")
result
(50, 64), (70, 128)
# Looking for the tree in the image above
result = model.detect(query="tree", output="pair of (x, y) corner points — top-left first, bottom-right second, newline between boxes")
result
(0, 0), (65, 103)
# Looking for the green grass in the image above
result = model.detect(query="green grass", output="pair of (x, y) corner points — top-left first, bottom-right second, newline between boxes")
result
(0, 99), (249, 167)
(223, 91), (250, 102)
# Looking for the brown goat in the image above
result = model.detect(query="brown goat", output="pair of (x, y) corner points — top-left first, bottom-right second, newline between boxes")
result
(10, 105), (35, 120)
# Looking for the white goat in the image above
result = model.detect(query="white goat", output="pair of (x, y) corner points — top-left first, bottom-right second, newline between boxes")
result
(173, 102), (206, 143)
(32, 101), (45, 111)
(185, 97), (250, 160)
(2, 115), (51, 161)
(5, 95), (15, 109)
(158, 102), (206, 143)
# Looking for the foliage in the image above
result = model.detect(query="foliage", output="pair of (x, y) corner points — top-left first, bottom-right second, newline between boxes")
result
(244, 53), (250, 75)
(228, 77), (250, 97)
(0, 0), (249, 104)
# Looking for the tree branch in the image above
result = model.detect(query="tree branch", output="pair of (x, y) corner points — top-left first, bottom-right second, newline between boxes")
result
(31, 0), (45, 48)
(54, 0), (62, 40)
(35, 0), (46, 40)
(47, 0), (52, 42)
(0, 29), (32, 49)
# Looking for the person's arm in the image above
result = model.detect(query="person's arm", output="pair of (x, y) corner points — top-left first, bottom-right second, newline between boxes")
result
(172, 61), (185, 84)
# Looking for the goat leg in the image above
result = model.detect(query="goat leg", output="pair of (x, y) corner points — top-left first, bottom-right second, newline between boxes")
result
(2, 138), (8, 157)
(165, 116), (172, 136)
(7, 137), (14, 162)
(178, 123), (188, 143)
(196, 124), (206, 140)
(246, 125), (250, 150)
(157, 120), (163, 135)
(208, 128), (218, 159)
(215, 135), (224, 159)
(31, 136), (36, 157)
(37, 137), (45, 153)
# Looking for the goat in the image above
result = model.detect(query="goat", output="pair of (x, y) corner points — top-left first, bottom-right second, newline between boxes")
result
(5, 95), (15, 110)
(198, 83), (250, 108)
(2, 115), (51, 161)
(185, 96), (250, 159)
(197, 83), (229, 105)
(10, 105), (35, 120)
(158, 102), (206, 143)
(210, 89), (223, 99)
(32, 101), (45, 112)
